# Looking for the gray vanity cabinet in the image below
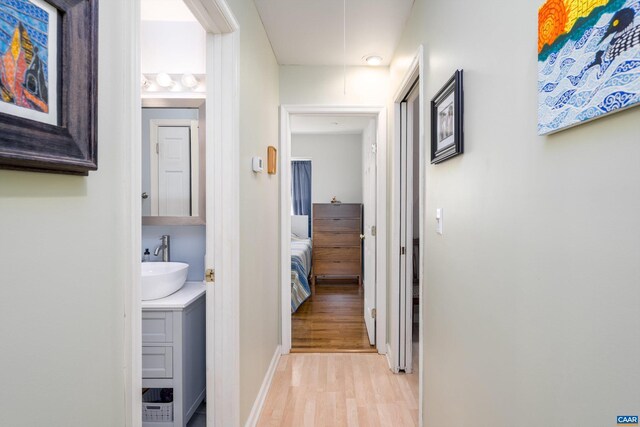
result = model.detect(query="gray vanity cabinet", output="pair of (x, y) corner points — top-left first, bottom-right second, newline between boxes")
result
(142, 289), (205, 427)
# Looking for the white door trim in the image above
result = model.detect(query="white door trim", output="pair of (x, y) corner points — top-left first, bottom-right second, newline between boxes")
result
(206, 27), (241, 427)
(123, 1), (142, 425)
(279, 105), (387, 355)
(391, 45), (425, 427)
(125, 1), (240, 426)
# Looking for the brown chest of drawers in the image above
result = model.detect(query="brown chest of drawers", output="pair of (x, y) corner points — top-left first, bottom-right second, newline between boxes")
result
(312, 203), (362, 286)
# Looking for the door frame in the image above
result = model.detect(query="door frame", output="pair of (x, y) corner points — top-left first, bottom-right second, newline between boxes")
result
(279, 105), (387, 354)
(390, 45), (425, 425)
(124, 1), (241, 426)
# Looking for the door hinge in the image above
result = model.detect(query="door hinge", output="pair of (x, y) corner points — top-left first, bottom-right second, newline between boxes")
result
(205, 268), (215, 284)
(371, 308), (377, 318)
(401, 246), (406, 255)
(371, 225), (376, 237)
(155, 143), (159, 154)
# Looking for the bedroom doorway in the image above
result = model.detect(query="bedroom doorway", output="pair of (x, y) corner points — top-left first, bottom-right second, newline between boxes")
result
(290, 122), (372, 352)
(280, 106), (387, 355)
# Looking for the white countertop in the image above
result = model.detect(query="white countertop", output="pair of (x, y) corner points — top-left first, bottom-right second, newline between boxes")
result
(141, 281), (206, 310)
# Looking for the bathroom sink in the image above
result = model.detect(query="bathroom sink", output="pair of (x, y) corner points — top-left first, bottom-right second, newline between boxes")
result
(141, 262), (189, 301)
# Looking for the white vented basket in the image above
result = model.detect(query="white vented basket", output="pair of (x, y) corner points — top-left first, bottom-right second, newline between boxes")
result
(142, 388), (173, 422)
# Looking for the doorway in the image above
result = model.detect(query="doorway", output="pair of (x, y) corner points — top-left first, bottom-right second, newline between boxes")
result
(290, 127), (372, 352)
(126, 1), (241, 426)
(279, 106), (387, 355)
(399, 82), (420, 373)
(391, 45), (425, 424)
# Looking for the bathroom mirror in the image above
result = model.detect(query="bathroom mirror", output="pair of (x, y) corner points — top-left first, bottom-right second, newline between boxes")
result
(142, 98), (205, 226)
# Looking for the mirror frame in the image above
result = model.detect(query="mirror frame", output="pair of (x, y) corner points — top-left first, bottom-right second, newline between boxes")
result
(141, 98), (206, 226)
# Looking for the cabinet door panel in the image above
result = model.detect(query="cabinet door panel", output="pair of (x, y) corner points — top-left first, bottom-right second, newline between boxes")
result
(142, 312), (173, 343)
(142, 346), (173, 378)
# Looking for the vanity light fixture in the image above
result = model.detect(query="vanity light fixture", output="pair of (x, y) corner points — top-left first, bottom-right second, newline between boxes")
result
(181, 73), (199, 89)
(141, 74), (151, 89)
(155, 72), (174, 88)
(364, 55), (383, 66)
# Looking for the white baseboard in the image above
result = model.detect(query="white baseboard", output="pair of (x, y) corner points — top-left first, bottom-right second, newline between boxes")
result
(244, 345), (281, 427)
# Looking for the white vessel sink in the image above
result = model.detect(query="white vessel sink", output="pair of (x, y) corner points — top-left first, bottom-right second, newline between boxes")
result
(141, 262), (189, 301)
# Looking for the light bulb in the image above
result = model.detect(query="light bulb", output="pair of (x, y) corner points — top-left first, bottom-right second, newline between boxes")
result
(155, 72), (174, 88)
(181, 73), (199, 89)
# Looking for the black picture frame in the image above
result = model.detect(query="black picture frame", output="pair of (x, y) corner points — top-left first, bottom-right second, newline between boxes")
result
(431, 69), (463, 164)
(0, 0), (99, 176)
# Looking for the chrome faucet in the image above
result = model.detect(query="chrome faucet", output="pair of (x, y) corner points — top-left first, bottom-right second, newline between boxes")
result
(154, 235), (170, 262)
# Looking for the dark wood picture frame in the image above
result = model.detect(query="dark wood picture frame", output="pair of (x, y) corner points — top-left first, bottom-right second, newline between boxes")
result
(0, 0), (99, 176)
(431, 69), (463, 164)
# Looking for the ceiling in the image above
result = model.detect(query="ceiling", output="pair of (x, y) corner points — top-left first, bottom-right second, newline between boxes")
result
(290, 115), (372, 134)
(141, 0), (198, 21)
(254, 0), (415, 66)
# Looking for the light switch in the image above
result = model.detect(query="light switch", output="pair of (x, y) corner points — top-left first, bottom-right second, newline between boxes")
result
(436, 208), (443, 235)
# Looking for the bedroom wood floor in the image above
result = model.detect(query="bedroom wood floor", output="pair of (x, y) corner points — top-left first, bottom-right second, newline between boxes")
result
(256, 353), (419, 426)
(292, 281), (376, 352)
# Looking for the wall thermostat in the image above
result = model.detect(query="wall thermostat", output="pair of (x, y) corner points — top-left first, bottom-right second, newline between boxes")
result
(252, 157), (264, 173)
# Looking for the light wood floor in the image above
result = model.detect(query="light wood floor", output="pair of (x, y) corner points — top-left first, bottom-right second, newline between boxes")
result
(292, 281), (376, 352)
(257, 353), (419, 426)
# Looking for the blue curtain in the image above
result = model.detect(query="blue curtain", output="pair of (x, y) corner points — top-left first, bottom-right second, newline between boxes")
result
(291, 160), (312, 235)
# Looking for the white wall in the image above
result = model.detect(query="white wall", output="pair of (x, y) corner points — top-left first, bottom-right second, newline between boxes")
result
(292, 133), (363, 204)
(225, 0), (281, 424)
(280, 65), (389, 105)
(391, 0), (640, 425)
(140, 21), (206, 74)
(0, 2), (132, 425)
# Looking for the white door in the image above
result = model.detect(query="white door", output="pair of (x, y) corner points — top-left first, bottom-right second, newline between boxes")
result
(363, 119), (377, 345)
(157, 126), (191, 216)
(399, 83), (420, 372)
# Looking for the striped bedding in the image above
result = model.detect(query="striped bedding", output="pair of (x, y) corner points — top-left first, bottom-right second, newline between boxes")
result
(291, 237), (312, 313)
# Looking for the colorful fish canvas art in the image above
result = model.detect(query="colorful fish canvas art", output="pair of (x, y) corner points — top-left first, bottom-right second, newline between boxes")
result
(0, 0), (57, 125)
(538, 0), (640, 134)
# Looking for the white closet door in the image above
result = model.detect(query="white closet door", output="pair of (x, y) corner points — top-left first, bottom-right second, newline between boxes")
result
(158, 126), (191, 216)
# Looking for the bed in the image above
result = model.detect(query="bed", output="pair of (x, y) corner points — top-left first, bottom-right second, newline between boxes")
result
(291, 215), (312, 313)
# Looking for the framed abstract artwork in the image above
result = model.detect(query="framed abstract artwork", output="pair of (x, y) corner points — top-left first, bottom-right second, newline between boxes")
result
(431, 70), (463, 164)
(0, 0), (98, 175)
(538, 0), (640, 135)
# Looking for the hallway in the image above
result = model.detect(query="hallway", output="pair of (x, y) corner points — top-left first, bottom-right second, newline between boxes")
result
(257, 353), (419, 426)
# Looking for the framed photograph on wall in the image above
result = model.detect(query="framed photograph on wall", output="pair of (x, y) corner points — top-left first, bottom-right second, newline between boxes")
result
(0, 0), (99, 175)
(431, 70), (463, 164)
